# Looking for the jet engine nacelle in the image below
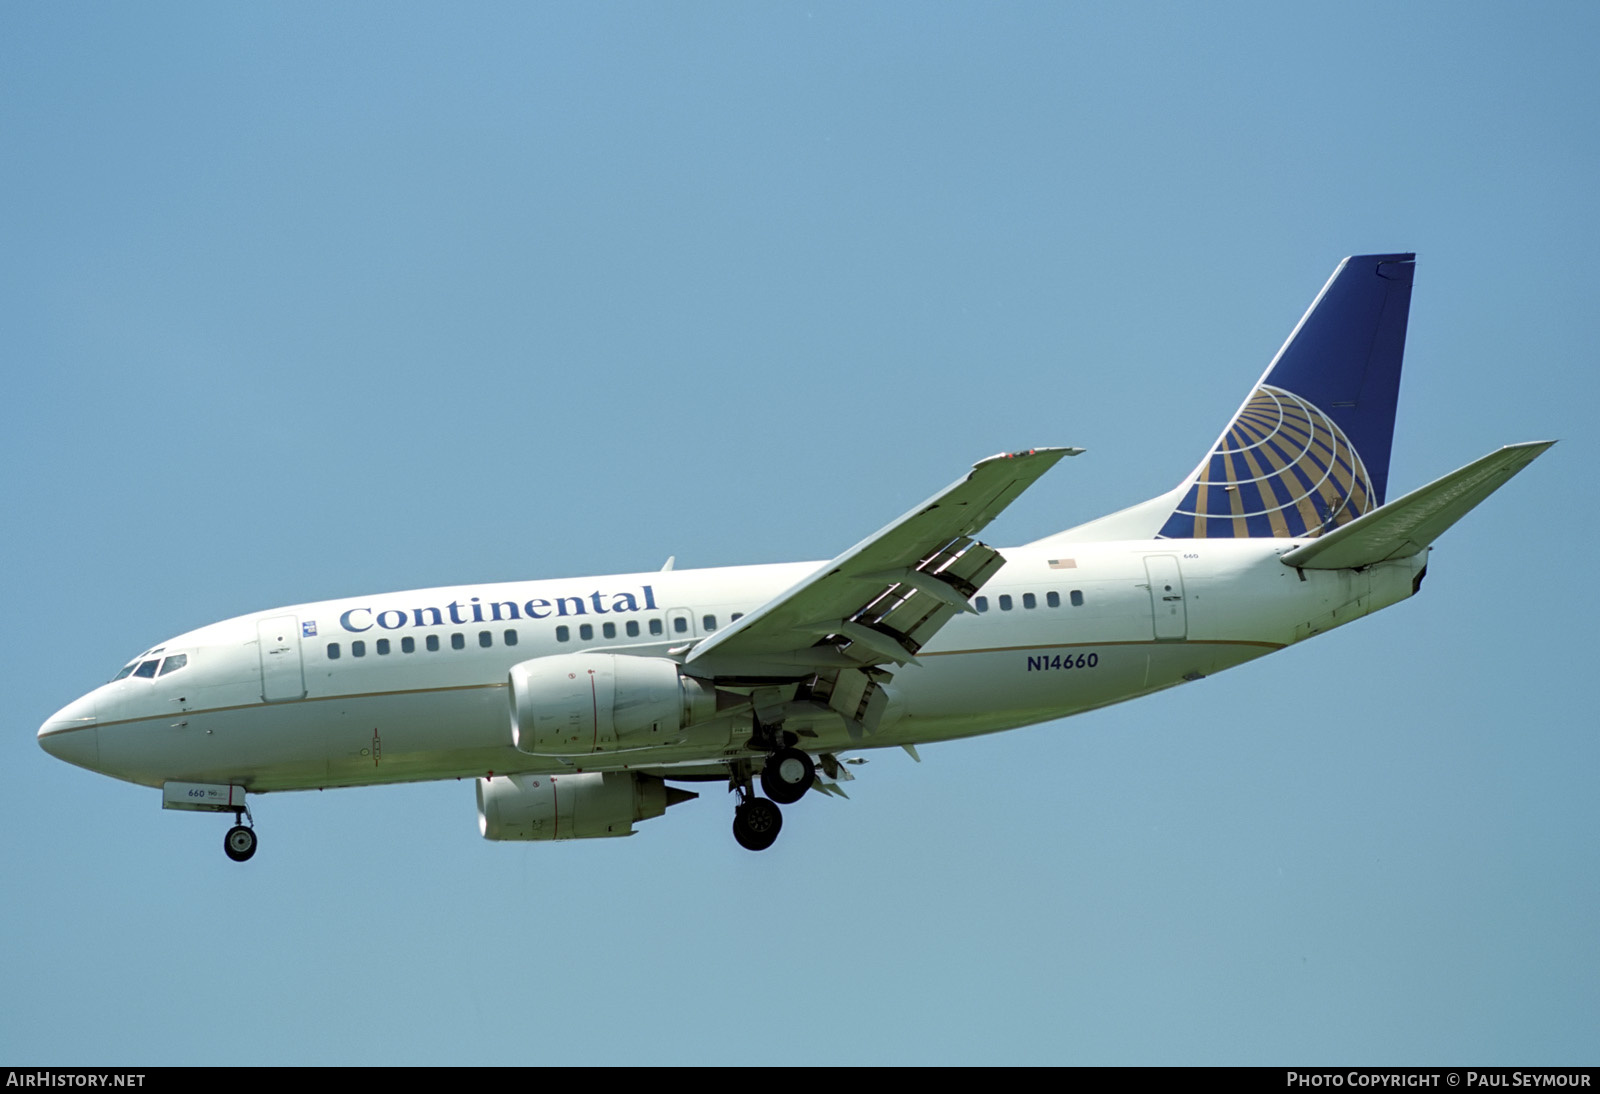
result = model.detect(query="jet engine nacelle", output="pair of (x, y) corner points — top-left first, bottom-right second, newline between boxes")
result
(477, 771), (697, 840)
(508, 653), (720, 756)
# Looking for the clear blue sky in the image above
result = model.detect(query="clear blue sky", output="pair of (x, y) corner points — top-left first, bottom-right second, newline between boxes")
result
(3, 2), (1594, 1065)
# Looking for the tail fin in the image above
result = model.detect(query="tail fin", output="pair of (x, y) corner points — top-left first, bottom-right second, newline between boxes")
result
(1156, 253), (1415, 539)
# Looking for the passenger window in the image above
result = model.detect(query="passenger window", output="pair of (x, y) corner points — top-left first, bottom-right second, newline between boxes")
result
(158, 654), (188, 675)
(731, 612), (743, 622)
(974, 596), (988, 613)
(625, 620), (639, 637)
(133, 660), (159, 678)
(377, 638), (390, 655)
(504, 630), (518, 646)
(327, 643), (341, 660)
(401, 636), (415, 653)
(1046, 591), (1060, 608)
(556, 625), (570, 642)
(673, 616), (688, 634)
(1070, 590), (1084, 607)
(579, 623), (594, 640)
(703, 615), (717, 631)
(426, 635), (440, 652)
(602, 622), (616, 639)
(451, 633), (465, 650)
(352, 641), (366, 658)
(998, 595), (1013, 611)
(479, 631), (492, 648)
(1023, 593), (1036, 610)
(649, 619), (664, 636)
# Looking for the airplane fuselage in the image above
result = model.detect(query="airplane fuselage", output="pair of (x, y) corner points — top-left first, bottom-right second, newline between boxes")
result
(39, 538), (1424, 795)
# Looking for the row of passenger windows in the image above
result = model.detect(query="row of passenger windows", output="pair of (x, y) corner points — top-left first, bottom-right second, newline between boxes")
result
(329, 629), (518, 659)
(325, 612), (748, 659)
(556, 612), (742, 643)
(973, 590), (1084, 612)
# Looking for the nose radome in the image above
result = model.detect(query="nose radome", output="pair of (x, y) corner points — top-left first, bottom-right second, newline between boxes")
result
(39, 694), (101, 770)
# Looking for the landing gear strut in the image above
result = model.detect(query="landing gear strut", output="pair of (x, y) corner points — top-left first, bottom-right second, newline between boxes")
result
(223, 805), (257, 862)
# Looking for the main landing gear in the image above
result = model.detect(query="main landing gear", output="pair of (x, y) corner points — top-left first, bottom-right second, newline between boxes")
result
(729, 745), (818, 851)
(759, 747), (816, 805)
(732, 797), (782, 852)
(223, 805), (257, 862)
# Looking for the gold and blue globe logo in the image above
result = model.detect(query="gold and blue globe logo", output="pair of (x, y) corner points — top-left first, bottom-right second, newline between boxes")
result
(1158, 385), (1375, 539)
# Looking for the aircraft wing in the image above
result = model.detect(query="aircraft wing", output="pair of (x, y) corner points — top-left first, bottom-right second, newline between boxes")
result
(684, 448), (1077, 681)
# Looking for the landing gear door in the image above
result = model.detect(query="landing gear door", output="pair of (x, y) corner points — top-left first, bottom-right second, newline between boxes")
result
(258, 615), (307, 701)
(1144, 556), (1188, 641)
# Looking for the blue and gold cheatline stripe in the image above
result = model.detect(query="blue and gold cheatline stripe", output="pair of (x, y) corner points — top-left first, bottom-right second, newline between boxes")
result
(1158, 385), (1375, 539)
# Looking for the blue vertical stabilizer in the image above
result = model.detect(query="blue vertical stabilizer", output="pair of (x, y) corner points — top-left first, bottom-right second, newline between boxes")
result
(1157, 253), (1415, 540)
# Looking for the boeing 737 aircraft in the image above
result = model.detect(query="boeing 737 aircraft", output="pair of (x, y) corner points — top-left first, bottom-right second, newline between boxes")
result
(38, 254), (1551, 858)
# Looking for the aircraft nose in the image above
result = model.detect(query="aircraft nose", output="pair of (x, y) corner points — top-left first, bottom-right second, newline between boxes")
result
(38, 693), (101, 770)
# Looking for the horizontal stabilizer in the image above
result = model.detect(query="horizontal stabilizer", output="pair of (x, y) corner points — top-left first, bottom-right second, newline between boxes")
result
(1280, 441), (1554, 570)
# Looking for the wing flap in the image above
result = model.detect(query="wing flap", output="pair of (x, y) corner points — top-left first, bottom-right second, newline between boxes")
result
(1280, 441), (1553, 570)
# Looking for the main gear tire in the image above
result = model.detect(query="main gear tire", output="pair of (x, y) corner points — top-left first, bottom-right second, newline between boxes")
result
(732, 798), (783, 851)
(759, 748), (815, 805)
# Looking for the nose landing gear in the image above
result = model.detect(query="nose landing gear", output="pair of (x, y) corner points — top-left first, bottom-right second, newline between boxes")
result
(159, 783), (259, 862)
(223, 803), (257, 862)
(224, 823), (257, 862)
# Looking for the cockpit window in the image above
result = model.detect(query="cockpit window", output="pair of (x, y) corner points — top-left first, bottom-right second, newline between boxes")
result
(114, 646), (177, 681)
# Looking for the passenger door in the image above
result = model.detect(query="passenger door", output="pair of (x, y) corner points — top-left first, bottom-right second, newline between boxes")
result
(257, 615), (307, 701)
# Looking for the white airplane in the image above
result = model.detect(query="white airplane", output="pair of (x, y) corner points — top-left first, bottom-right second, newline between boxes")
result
(39, 253), (1552, 859)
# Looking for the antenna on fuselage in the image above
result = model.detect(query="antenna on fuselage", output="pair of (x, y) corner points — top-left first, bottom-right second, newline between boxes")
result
(661, 555), (676, 572)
